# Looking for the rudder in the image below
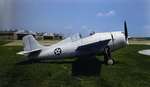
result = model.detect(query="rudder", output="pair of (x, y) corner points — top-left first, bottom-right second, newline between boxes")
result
(23, 35), (42, 51)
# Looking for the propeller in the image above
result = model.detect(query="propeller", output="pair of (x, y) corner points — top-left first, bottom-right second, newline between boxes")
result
(124, 21), (134, 56)
(124, 21), (129, 45)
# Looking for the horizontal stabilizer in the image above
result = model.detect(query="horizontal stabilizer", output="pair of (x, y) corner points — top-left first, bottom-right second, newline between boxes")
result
(17, 48), (42, 56)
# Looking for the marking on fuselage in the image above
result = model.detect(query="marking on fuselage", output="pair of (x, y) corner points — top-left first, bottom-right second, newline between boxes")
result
(54, 48), (62, 55)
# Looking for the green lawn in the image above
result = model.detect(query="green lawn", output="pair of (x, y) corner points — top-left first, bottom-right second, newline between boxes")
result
(0, 40), (150, 87)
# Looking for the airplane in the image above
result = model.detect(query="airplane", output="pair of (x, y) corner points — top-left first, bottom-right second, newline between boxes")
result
(138, 49), (150, 56)
(17, 21), (129, 65)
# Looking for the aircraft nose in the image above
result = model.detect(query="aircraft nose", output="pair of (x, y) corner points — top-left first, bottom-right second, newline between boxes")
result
(111, 32), (126, 51)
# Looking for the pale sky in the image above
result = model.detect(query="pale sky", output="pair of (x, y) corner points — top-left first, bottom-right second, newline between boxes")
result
(0, 0), (150, 37)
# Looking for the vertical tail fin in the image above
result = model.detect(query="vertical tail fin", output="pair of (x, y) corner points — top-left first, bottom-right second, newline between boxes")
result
(23, 35), (43, 51)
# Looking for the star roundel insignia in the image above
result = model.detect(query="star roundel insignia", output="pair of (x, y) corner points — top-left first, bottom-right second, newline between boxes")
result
(54, 48), (62, 55)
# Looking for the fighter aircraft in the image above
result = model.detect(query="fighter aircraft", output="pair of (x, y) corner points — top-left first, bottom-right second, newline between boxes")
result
(17, 21), (129, 65)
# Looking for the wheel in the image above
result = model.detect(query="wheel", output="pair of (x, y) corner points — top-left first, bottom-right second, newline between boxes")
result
(106, 58), (114, 65)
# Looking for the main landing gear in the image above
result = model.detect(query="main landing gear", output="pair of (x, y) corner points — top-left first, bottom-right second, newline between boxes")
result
(103, 46), (114, 65)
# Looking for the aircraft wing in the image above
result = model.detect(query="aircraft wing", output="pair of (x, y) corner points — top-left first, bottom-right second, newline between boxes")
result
(76, 39), (111, 50)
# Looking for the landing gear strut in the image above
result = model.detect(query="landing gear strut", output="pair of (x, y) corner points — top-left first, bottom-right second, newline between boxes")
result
(103, 46), (114, 65)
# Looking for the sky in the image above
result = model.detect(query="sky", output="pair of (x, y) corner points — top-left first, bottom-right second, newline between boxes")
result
(0, 0), (150, 37)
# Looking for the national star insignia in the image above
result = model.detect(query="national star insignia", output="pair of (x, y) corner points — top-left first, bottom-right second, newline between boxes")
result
(54, 48), (61, 55)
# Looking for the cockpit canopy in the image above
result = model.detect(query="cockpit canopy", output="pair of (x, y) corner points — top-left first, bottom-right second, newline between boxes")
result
(71, 30), (95, 42)
(71, 33), (82, 42)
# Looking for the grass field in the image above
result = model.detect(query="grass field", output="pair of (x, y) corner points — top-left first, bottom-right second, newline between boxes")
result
(0, 40), (150, 87)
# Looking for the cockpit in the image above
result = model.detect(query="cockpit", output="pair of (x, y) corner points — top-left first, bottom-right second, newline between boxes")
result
(71, 30), (95, 42)
(71, 33), (82, 42)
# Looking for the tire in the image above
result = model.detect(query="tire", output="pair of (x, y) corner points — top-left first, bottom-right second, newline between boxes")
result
(106, 58), (114, 65)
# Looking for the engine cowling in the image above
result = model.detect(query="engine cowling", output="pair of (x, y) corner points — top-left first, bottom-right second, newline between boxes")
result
(108, 32), (126, 52)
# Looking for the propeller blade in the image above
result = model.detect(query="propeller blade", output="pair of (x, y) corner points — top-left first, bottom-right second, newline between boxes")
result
(124, 21), (133, 56)
(124, 21), (128, 39)
(126, 39), (129, 45)
(124, 21), (129, 45)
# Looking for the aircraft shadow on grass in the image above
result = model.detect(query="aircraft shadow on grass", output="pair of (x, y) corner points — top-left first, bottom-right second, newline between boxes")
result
(72, 57), (120, 76)
(72, 56), (102, 76)
(16, 56), (120, 76)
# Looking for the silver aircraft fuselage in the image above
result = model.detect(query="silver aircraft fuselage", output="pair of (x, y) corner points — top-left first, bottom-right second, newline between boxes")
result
(19, 31), (126, 59)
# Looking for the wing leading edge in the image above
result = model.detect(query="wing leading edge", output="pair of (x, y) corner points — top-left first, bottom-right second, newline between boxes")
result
(76, 39), (111, 50)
